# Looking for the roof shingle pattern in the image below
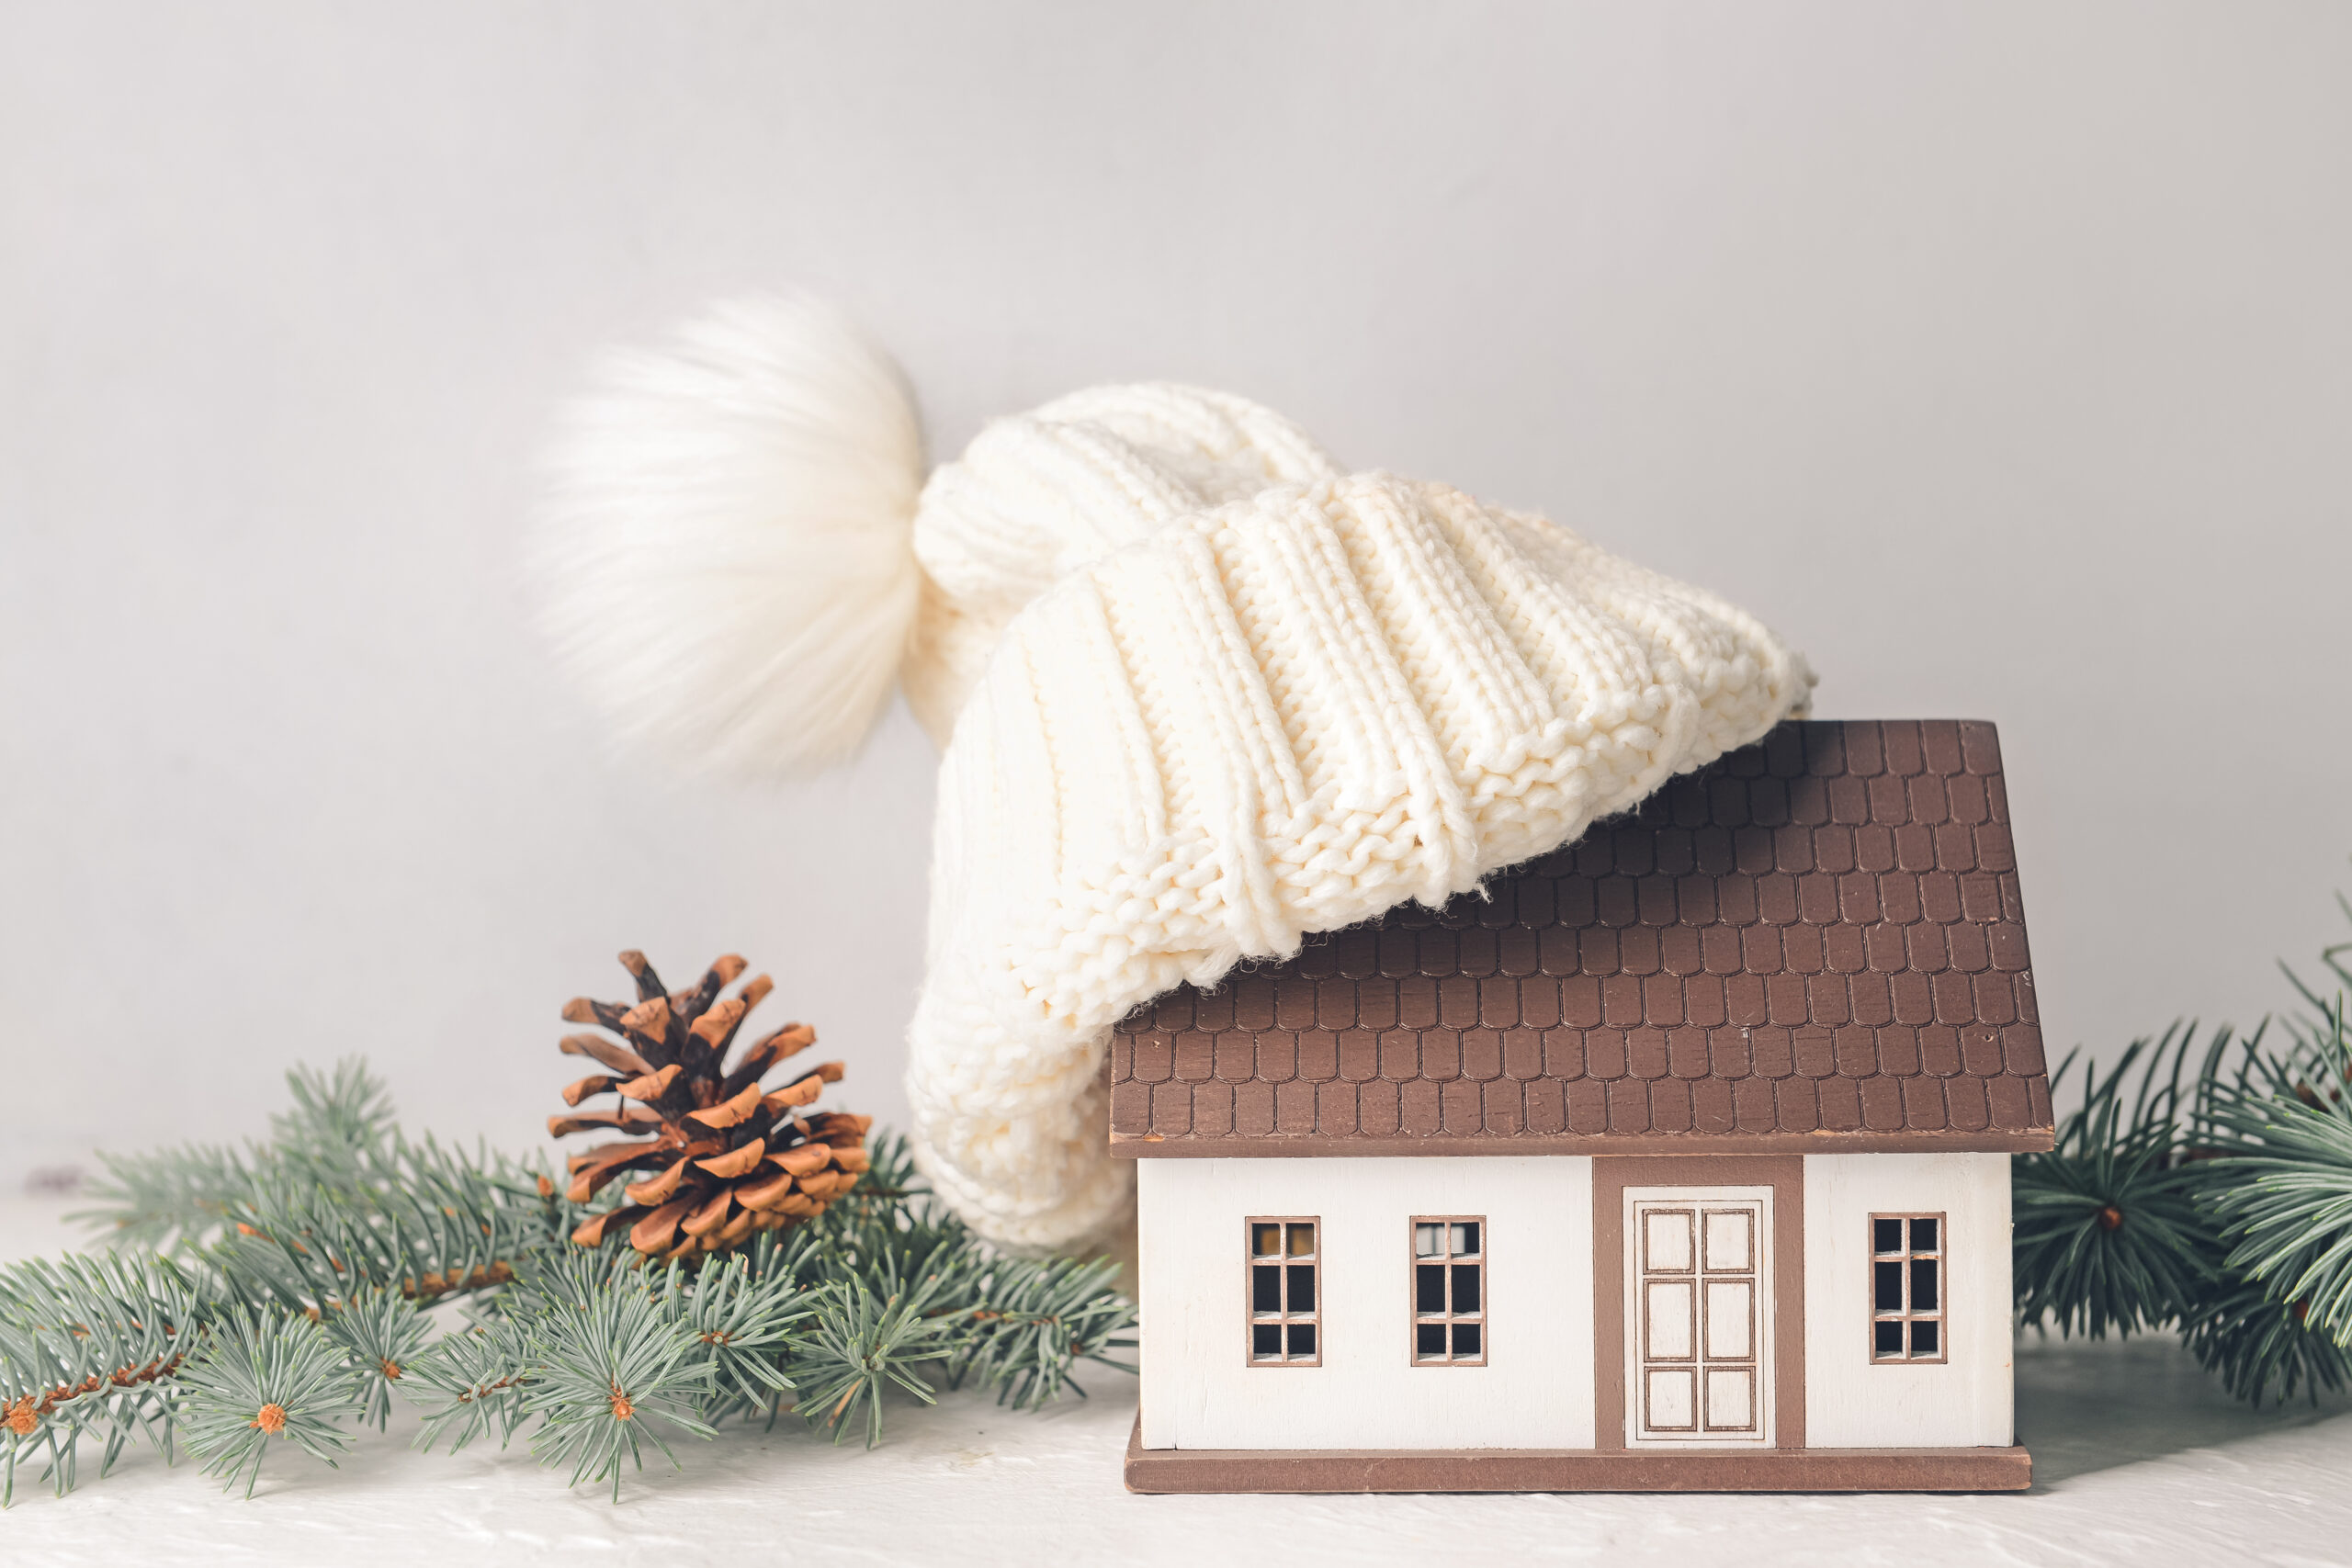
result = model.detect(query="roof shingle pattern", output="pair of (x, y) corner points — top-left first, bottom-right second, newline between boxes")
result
(1108, 719), (2055, 1156)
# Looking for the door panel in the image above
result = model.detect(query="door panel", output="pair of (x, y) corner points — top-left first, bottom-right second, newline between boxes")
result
(1704, 1280), (1753, 1359)
(1704, 1209), (1752, 1271)
(1626, 1189), (1771, 1446)
(1645, 1208), (1693, 1271)
(1646, 1368), (1695, 1430)
(1705, 1366), (1754, 1429)
(1644, 1280), (1694, 1359)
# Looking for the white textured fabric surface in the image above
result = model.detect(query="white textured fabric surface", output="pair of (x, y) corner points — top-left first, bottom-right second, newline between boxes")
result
(1, 1200), (2344, 1568)
(899, 386), (1812, 1250)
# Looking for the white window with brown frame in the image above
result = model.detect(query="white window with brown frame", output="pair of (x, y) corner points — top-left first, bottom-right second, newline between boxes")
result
(1411, 1217), (1487, 1366)
(1247, 1218), (1320, 1365)
(1871, 1213), (1946, 1362)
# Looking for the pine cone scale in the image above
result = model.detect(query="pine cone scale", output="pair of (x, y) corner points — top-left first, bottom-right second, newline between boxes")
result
(770, 1144), (830, 1178)
(565, 1137), (659, 1174)
(682, 1189), (732, 1238)
(696, 1140), (766, 1179)
(763, 1075), (824, 1113)
(684, 1079), (765, 1131)
(718, 1022), (814, 1100)
(690, 998), (746, 1051)
(562, 998), (633, 1034)
(547, 1106), (662, 1138)
(561, 1074), (618, 1106)
(616, 1064), (681, 1102)
(617, 949), (666, 999)
(560, 1033), (654, 1077)
(736, 1169), (795, 1210)
(621, 1159), (691, 1206)
(629, 1197), (695, 1254)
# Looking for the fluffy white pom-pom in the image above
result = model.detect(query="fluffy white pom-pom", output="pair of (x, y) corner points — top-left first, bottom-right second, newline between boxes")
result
(536, 293), (925, 778)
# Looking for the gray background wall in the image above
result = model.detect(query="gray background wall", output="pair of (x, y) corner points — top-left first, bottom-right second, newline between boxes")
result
(6, 2), (2348, 1183)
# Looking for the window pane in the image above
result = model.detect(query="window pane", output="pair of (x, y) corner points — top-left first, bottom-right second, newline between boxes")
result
(1287, 1223), (1315, 1258)
(1910, 1217), (1938, 1252)
(1874, 1319), (1904, 1357)
(1252, 1323), (1283, 1358)
(1453, 1222), (1479, 1257)
(1911, 1258), (1939, 1312)
(1874, 1259), (1904, 1312)
(1417, 1323), (1447, 1357)
(1452, 1263), (1482, 1314)
(1911, 1319), (1939, 1356)
(1453, 1323), (1482, 1358)
(1287, 1263), (1316, 1313)
(1252, 1264), (1282, 1314)
(1415, 1223), (1442, 1257)
(1287, 1324), (1317, 1358)
(1252, 1223), (1281, 1258)
(1873, 1217), (1904, 1254)
(1417, 1262), (1447, 1314)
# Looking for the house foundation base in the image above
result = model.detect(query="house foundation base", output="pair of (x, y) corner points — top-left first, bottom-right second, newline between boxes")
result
(1124, 1419), (2032, 1494)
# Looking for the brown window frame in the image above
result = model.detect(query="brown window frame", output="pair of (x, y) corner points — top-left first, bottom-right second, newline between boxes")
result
(1409, 1215), (1487, 1367)
(1246, 1217), (1322, 1367)
(1869, 1212), (1948, 1364)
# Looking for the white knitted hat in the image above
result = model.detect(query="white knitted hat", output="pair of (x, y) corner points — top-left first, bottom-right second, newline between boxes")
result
(538, 294), (1815, 1255)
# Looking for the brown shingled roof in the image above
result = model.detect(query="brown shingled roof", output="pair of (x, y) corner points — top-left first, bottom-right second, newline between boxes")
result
(1107, 719), (2055, 1157)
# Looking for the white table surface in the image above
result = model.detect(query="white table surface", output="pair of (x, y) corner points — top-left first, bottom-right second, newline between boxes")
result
(4, 1196), (2348, 1567)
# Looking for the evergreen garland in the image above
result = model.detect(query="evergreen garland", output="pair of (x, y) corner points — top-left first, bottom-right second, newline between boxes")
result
(0, 1064), (1135, 1506)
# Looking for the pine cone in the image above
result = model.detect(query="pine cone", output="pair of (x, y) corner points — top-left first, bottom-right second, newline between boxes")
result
(548, 950), (871, 1258)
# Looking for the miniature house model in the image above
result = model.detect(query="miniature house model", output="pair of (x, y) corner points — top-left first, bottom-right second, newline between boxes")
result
(1112, 720), (2052, 1494)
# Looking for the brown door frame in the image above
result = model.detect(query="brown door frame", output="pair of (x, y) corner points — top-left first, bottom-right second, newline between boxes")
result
(1592, 1156), (1805, 1450)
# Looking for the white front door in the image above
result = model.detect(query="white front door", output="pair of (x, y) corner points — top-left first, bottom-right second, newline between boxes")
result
(1624, 1186), (1773, 1447)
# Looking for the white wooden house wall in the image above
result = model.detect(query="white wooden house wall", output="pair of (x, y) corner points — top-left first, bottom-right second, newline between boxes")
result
(1136, 1156), (1596, 1450)
(1138, 1153), (2013, 1452)
(1803, 1151), (2014, 1448)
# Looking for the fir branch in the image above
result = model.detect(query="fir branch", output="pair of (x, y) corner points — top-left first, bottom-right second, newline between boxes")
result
(948, 1253), (1137, 1411)
(2203, 1107), (2352, 1333)
(401, 1248), (814, 1474)
(669, 1252), (812, 1422)
(2197, 995), (2352, 1341)
(2012, 1029), (2223, 1337)
(203, 1131), (556, 1317)
(790, 1270), (963, 1448)
(270, 1059), (398, 1163)
(2019, 882), (2352, 1407)
(5, 1065), (1136, 1506)
(522, 1284), (717, 1500)
(74, 1061), (400, 1251)
(401, 1320), (537, 1456)
(175, 1306), (362, 1498)
(2277, 886), (2352, 1055)
(318, 1290), (432, 1431)
(2179, 1273), (2352, 1405)
(0, 1251), (204, 1505)
(73, 1141), (255, 1252)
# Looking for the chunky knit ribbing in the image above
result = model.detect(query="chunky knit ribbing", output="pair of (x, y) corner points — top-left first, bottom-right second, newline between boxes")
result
(899, 396), (1811, 1252)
